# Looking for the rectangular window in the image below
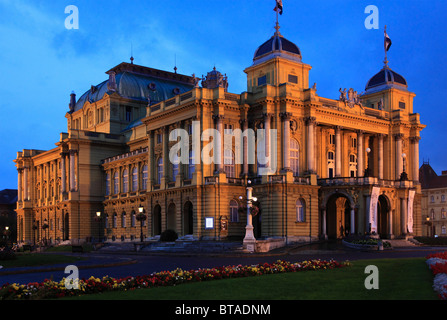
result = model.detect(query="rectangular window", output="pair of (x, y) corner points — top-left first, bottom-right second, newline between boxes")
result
(288, 74), (298, 84)
(257, 75), (267, 86)
(399, 102), (406, 109)
(157, 134), (162, 144)
(126, 106), (132, 122)
(142, 165), (148, 190)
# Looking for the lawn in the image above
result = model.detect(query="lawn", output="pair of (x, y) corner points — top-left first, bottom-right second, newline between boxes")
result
(65, 258), (439, 300)
(0, 252), (85, 269)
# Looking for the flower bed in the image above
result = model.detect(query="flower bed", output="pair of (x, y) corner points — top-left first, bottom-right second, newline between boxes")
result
(426, 252), (447, 300)
(0, 259), (348, 300)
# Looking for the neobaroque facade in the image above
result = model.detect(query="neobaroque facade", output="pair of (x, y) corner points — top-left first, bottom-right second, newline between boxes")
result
(14, 24), (425, 247)
(419, 163), (447, 237)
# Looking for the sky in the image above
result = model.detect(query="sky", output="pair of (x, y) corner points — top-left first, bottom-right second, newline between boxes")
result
(0, 0), (446, 189)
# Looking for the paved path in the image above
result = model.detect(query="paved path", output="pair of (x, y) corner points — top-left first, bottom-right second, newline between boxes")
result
(1, 242), (446, 286)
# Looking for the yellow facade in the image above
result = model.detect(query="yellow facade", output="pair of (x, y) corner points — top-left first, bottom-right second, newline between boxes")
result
(14, 25), (425, 247)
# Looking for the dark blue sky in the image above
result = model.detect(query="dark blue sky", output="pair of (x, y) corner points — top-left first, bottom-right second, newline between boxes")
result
(1, 0), (446, 189)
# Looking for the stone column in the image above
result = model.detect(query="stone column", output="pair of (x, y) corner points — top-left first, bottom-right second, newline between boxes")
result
(240, 119), (249, 176)
(322, 208), (327, 238)
(69, 150), (77, 191)
(162, 126), (169, 183)
(61, 152), (67, 194)
(394, 134), (403, 180)
(17, 168), (22, 202)
(377, 134), (384, 180)
(23, 166), (29, 201)
(306, 117), (316, 173)
(148, 130), (154, 190)
(357, 131), (364, 177)
(213, 115), (224, 173)
(350, 207), (355, 234)
(411, 136), (420, 182)
(263, 113), (273, 168)
(401, 197), (407, 235)
(335, 126), (342, 177)
(280, 112), (292, 171)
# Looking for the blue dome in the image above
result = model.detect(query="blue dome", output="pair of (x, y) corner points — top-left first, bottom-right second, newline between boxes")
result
(253, 33), (302, 65)
(365, 66), (408, 92)
(73, 64), (195, 112)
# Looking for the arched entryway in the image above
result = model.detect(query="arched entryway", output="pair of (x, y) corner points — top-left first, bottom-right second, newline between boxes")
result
(153, 205), (162, 235)
(324, 193), (354, 239)
(183, 201), (193, 235)
(167, 203), (176, 231)
(377, 194), (391, 238)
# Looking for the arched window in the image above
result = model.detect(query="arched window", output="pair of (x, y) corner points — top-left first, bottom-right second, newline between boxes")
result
(114, 172), (119, 194)
(442, 208), (446, 219)
(131, 211), (136, 227)
(224, 150), (235, 178)
(431, 209), (435, 220)
(290, 139), (299, 176)
(142, 165), (148, 190)
(123, 169), (129, 193)
(296, 199), (305, 222)
(349, 154), (357, 178)
(157, 157), (163, 184)
(105, 214), (109, 229)
(121, 212), (127, 228)
(230, 200), (239, 222)
(132, 167), (138, 191)
(112, 213), (117, 228)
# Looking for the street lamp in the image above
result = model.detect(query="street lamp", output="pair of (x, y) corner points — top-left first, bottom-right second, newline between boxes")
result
(241, 180), (258, 252)
(364, 147), (371, 177)
(95, 211), (102, 243)
(136, 205), (147, 243)
(400, 153), (408, 181)
(42, 219), (49, 246)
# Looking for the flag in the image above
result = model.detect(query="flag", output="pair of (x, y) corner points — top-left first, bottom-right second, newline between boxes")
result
(384, 29), (392, 52)
(274, 0), (283, 15)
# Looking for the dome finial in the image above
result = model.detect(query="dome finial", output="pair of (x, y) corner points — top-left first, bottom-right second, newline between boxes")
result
(273, 0), (283, 36)
(384, 25), (392, 68)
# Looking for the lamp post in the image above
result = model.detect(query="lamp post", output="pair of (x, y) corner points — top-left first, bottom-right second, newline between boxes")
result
(364, 147), (371, 177)
(95, 211), (102, 243)
(242, 180), (257, 252)
(400, 153), (408, 181)
(3, 226), (10, 247)
(42, 219), (49, 246)
(136, 205), (147, 243)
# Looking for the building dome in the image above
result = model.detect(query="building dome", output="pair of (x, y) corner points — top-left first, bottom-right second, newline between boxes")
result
(253, 29), (302, 65)
(71, 63), (195, 113)
(365, 66), (408, 92)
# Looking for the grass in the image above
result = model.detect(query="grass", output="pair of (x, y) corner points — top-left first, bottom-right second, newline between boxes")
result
(0, 252), (85, 268)
(64, 258), (439, 300)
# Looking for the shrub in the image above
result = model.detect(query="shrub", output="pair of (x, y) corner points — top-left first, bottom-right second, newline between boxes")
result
(0, 248), (16, 261)
(160, 229), (178, 242)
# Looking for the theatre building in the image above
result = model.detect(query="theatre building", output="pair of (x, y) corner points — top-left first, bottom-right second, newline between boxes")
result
(14, 23), (425, 250)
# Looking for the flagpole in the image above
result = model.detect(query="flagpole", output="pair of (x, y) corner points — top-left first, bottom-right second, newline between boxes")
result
(384, 25), (388, 68)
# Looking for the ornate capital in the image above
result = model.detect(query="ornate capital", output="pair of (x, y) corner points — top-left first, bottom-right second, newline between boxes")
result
(393, 133), (404, 140)
(212, 114), (225, 122)
(305, 116), (316, 125)
(409, 136), (421, 143)
(280, 112), (292, 121)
